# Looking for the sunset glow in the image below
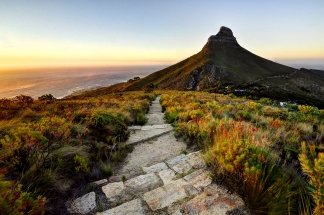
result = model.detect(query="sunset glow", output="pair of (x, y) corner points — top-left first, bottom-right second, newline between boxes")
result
(0, 0), (324, 69)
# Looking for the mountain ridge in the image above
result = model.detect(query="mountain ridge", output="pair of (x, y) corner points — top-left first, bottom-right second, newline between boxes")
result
(70, 26), (324, 108)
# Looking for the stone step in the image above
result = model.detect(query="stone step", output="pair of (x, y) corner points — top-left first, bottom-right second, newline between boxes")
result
(116, 132), (186, 179)
(66, 192), (96, 214)
(101, 173), (163, 207)
(97, 198), (148, 215)
(126, 126), (173, 145)
(172, 184), (247, 215)
(67, 151), (248, 215)
(143, 178), (199, 212)
(148, 105), (163, 114)
(128, 124), (172, 130)
(146, 113), (165, 125)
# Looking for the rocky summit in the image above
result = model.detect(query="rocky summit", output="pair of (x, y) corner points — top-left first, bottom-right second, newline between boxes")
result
(207, 26), (238, 44)
(76, 26), (324, 108)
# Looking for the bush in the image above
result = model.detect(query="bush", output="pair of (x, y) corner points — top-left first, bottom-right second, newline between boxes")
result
(89, 111), (129, 143)
(0, 176), (45, 215)
(74, 154), (90, 173)
(99, 161), (112, 176)
(298, 105), (320, 115)
(38, 94), (56, 102)
(160, 91), (321, 214)
(15, 95), (34, 106)
(0, 91), (155, 213)
(204, 120), (312, 214)
(259, 97), (273, 105)
(299, 142), (324, 214)
(286, 103), (298, 112)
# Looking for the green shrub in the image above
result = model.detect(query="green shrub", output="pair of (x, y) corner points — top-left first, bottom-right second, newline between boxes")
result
(134, 112), (147, 125)
(298, 105), (320, 115)
(89, 111), (129, 143)
(165, 111), (178, 123)
(259, 97), (273, 105)
(286, 103), (298, 112)
(99, 161), (113, 176)
(74, 154), (90, 173)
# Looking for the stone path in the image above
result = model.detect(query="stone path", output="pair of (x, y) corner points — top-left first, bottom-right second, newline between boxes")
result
(67, 96), (248, 215)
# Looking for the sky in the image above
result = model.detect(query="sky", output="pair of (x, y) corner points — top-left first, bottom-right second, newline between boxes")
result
(0, 0), (323, 69)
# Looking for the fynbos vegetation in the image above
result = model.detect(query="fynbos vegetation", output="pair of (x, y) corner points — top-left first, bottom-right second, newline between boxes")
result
(0, 92), (155, 214)
(161, 91), (323, 215)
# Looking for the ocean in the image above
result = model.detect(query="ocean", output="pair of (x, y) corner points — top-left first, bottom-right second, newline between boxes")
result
(0, 65), (166, 99)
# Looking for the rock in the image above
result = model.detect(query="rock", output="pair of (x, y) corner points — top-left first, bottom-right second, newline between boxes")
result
(186, 151), (206, 169)
(207, 26), (238, 44)
(183, 169), (212, 191)
(98, 198), (147, 215)
(172, 210), (183, 215)
(125, 173), (162, 193)
(108, 175), (123, 183)
(170, 160), (192, 175)
(226, 206), (250, 215)
(142, 162), (168, 173)
(166, 154), (188, 167)
(158, 168), (176, 184)
(179, 184), (246, 215)
(67, 192), (96, 214)
(102, 182), (125, 203)
(92, 179), (108, 186)
(143, 179), (197, 211)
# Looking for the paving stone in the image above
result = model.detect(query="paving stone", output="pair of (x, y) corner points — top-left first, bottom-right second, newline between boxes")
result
(67, 192), (96, 214)
(142, 162), (168, 173)
(171, 160), (192, 174)
(102, 182), (125, 203)
(158, 168), (176, 184)
(178, 184), (246, 215)
(125, 173), (162, 193)
(143, 179), (196, 211)
(183, 169), (212, 191)
(186, 151), (206, 169)
(98, 198), (147, 215)
(166, 154), (188, 167)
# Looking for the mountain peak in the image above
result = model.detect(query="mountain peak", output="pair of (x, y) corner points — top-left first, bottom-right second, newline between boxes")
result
(208, 26), (237, 44)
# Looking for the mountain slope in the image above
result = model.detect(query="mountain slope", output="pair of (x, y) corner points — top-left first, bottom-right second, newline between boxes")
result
(73, 27), (324, 107)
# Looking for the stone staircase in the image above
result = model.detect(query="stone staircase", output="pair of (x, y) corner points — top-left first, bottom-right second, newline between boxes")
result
(66, 97), (248, 215)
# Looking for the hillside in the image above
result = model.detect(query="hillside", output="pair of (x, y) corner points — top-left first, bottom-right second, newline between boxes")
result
(72, 27), (324, 108)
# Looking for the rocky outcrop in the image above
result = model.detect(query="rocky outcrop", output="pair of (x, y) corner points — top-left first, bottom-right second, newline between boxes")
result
(207, 26), (238, 44)
(186, 64), (230, 90)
